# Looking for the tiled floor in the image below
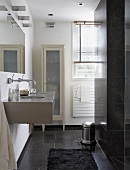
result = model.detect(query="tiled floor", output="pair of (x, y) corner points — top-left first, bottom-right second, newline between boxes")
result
(18, 126), (118, 170)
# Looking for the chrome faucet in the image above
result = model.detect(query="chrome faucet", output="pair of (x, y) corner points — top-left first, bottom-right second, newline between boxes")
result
(7, 75), (36, 85)
(17, 78), (36, 85)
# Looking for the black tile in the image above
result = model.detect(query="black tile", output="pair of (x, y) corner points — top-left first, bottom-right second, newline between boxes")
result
(125, 156), (130, 166)
(18, 129), (116, 170)
(107, 103), (124, 130)
(98, 165), (118, 170)
(107, 131), (124, 157)
(111, 157), (125, 170)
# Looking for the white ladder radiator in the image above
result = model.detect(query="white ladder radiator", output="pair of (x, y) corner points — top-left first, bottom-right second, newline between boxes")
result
(72, 82), (95, 117)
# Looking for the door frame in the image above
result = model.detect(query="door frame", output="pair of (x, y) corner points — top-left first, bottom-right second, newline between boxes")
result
(41, 44), (65, 123)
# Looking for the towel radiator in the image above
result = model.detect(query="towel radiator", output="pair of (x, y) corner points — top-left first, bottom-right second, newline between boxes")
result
(72, 82), (95, 117)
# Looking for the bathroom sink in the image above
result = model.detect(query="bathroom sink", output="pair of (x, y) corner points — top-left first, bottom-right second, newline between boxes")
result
(2, 91), (55, 124)
(20, 94), (45, 99)
(20, 95), (45, 99)
(38, 91), (46, 94)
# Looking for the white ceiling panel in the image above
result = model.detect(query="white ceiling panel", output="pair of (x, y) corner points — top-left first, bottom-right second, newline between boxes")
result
(25, 0), (100, 22)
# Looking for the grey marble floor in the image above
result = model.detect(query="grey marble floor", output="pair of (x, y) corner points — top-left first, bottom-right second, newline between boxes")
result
(18, 126), (117, 170)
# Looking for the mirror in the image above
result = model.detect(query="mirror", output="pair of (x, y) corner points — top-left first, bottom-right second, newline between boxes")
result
(0, 8), (25, 74)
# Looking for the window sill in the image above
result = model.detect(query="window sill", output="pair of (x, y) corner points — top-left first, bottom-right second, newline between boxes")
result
(72, 77), (95, 81)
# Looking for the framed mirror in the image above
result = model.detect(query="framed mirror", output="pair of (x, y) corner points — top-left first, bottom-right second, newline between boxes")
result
(0, 8), (25, 74)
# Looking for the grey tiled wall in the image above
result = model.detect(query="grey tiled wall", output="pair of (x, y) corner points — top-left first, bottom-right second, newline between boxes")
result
(95, 0), (125, 169)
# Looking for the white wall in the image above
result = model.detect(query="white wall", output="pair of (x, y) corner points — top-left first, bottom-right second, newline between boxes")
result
(24, 28), (34, 79)
(0, 20), (34, 160)
(0, 21), (25, 44)
(33, 21), (94, 125)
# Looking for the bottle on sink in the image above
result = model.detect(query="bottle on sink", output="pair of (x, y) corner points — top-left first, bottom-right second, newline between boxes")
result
(15, 84), (19, 101)
(8, 87), (12, 101)
(12, 89), (16, 101)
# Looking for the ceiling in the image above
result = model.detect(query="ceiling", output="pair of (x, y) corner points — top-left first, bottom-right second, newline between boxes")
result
(0, 1), (8, 21)
(25, 0), (101, 22)
(1, 0), (130, 25)
(0, 0), (33, 28)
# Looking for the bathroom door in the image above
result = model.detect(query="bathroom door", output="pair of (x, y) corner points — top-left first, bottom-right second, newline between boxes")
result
(42, 45), (64, 121)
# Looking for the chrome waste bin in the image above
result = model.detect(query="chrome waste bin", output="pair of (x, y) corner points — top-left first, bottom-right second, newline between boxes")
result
(81, 122), (96, 145)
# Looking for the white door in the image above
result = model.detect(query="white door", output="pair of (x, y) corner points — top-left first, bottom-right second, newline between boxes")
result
(42, 45), (64, 122)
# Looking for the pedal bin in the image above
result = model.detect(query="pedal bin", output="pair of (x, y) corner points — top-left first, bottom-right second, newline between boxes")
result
(81, 122), (96, 145)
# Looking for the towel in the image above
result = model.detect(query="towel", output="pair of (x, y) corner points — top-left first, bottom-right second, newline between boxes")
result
(0, 102), (17, 170)
(75, 85), (80, 99)
(80, 85), (91, 102)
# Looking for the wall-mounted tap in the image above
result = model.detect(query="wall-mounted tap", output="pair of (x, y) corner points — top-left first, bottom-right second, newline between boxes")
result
(7, 75), (36, 85)
(7, 74), (15, 84)
(17, 78), (36, 85)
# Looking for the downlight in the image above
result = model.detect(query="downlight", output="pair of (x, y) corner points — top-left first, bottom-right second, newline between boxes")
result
(78, 2), (84, 6)
(48, 13), (53, 16)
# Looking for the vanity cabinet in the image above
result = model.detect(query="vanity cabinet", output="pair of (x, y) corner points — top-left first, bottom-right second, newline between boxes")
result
(0, 44), (25, 73)
(3, 91), (55, 124)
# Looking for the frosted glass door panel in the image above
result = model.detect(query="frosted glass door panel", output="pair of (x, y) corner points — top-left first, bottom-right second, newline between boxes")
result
(46, 51), (60, 115)
(4, 50), (17, 72)
(0, 45), (25, 73)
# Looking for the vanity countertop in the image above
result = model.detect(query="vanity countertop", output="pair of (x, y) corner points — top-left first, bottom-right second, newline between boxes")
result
(2, 91), (55, 103)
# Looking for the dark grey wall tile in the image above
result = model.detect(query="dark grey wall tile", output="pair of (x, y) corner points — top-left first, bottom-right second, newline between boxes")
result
(108, 77), (124, 104)
(107, 131), (124, 157)
(111, 157), (124, 170)
(107, 0), (125, 50)
(107, 50), (125, 78)
(125, 130), (130, 157)
(95, 0), (125, 167)
(107, 104), (124, 130)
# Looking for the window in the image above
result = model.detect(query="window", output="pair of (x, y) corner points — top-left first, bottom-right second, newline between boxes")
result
(73, 22), (103, 78)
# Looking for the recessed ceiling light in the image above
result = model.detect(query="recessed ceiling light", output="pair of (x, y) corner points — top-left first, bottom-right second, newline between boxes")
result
(48, 14), (53, 16)
(78, 2), (84, 6)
